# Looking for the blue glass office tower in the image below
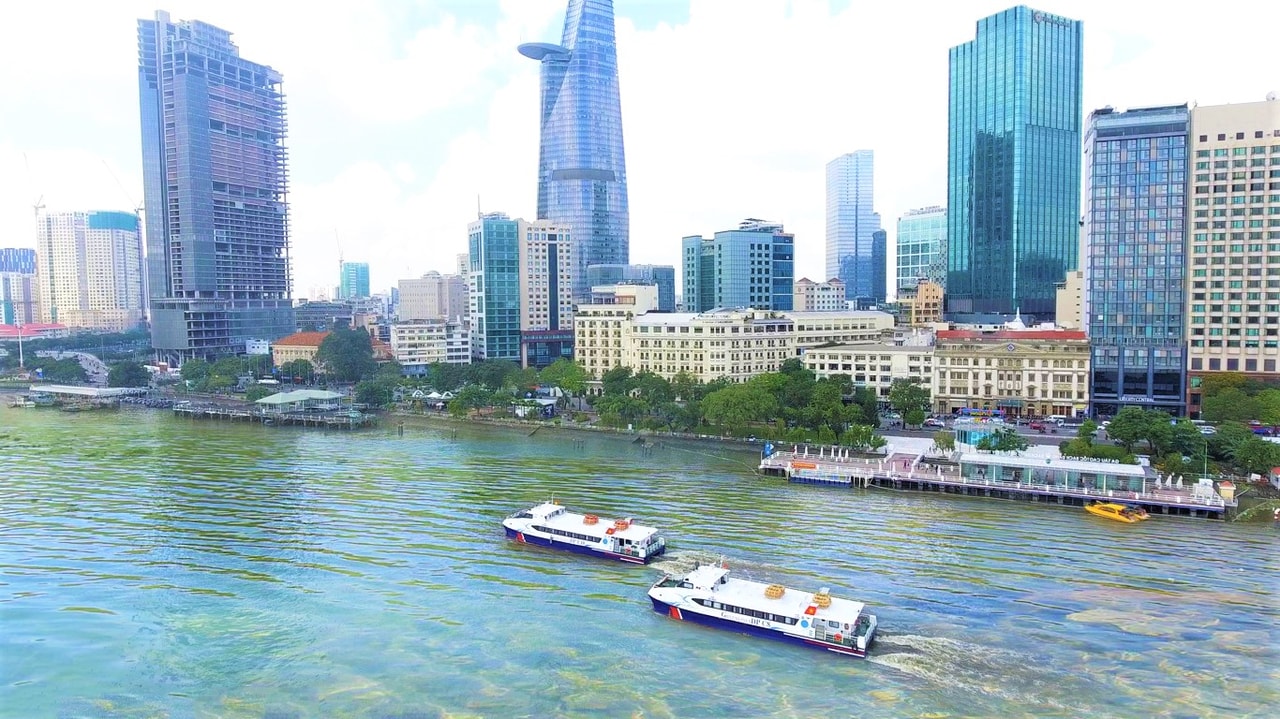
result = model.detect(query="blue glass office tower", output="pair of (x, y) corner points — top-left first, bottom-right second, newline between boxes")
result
(896, 206), (948, 291)
(339, 262), (370, 299)
(138, 11), (293, 363)
(826, 151), (883, 302)
(585, 263), (676, 311)
(947, 6), (1083, 320)
(520, 0), (629, 303)
(1085, 105), (1189, 416)
(682, 220), (794, 313)
(468, 213), (521, 362)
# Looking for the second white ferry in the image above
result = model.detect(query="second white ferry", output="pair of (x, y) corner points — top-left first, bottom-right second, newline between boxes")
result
(503, 502), (667, 564)
(648, 562), (878, 658)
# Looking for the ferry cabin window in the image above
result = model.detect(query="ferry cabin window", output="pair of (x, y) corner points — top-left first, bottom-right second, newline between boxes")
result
(516, 512), (533, 519)
(693, 598), (796, 625)
(827, 620), (841, 629)
(532, 525), (593, 542)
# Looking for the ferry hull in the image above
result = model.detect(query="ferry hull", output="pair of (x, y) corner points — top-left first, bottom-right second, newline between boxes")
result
(504, 526), (664, 564)
(648, 597), (871, 659)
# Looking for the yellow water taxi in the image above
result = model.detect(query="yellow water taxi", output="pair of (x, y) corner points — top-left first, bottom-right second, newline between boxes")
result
(1085, 501), (1149, 523)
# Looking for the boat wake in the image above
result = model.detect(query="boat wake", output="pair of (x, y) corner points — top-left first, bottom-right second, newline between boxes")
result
(868, 634), (1079, 711)
(649, 549), (774, 577)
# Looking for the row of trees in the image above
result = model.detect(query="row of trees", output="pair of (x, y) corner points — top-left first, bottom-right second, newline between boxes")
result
(1198, 372), (1280, 424)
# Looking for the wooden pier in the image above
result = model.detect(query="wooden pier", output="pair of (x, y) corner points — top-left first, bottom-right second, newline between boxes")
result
(172, 403), (376, 430)
(760, 449), (1235, 520)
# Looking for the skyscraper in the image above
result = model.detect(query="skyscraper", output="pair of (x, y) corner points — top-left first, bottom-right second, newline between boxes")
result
(468, 213), (521, 362)
(682, 219), (794, 313)
(947, 6), (1083, 320)
(896, 206), (948, 292)
(520, 0), (628, 303)
(35, 212), (145, 331)
(138, 11), (293, 363)
(0, 248), (39, 325)
(339, 262), (370, 299)
(518, 219), (575, 368)
(1084, 105), (1189, 417)
(825, 151), (881, 301)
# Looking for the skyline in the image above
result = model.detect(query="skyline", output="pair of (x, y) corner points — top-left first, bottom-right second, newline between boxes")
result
(0, 0), (1274, 296)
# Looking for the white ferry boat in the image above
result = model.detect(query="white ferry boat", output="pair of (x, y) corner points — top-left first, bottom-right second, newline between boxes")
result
(648, 562), (878, 658)
(503, 502), (667, 564)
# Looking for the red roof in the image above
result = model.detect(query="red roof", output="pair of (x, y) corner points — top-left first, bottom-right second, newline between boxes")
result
(937, 330), (1088, 341)
(273, 331), (331, 348)
(0, 323), (67, 337)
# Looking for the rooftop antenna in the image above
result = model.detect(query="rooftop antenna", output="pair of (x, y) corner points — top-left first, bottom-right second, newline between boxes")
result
(24, 153), (44, 217)
(477, 194), (482, 220)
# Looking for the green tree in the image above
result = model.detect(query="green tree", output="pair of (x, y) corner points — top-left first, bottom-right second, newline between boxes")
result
(701, 385), (777, 430)
(244, 385), (276, 402)
(670, 370), (702, 402)
(801, 380), (846, 430)
(904, 409), (927, 428)
(888, 378), (930, 415)
(1077, 419), (1099, 444)
(281, 359), (314, 383)
(1199, 372), (1250, 397)
(539, 359), (589, 404)
(355, 379), (395, 407)
(180, 359), (210, 386)
(1256, 388), (1280, 426)
(600, 365), (635, 396)
(633, 370), (674, 407)
(426, 362), (469, 392)
(315, 327), (377, 382)
(32, 357), (88, 384)
(1201, 387), (1262, 424)
(107, 361), (150, 388)
(1105, 406), (1150, 451)
(454, 384), (493, 413)
(852, 387), (879, 427)
(508, 366), (541, 394)
(1230, 435), (1280, 476)
(933, 431), (956, 453)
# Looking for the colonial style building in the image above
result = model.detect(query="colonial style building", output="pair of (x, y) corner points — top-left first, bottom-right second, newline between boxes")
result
(803, 342), (936, 404)
(788, 311), (895, 356)
(933, 327), (1090, 418)
(574, 284), (660, 380)
(271, 331), (330, 369)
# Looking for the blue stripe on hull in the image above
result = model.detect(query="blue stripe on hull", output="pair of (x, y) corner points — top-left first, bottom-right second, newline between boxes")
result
(649, 597), (869, 659)
(504, 526), (663, 564)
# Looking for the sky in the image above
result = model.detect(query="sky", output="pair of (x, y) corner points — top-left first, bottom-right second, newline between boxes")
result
(1, 0), (1277, 300)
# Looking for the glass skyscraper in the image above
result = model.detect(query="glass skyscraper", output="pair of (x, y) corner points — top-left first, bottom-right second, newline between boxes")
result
(682, 220), (794, 313)
(521, 0), (628, 304)
(1084, 105), (1189, 416)
(467, 213), (521, 362)
(826, 151), (882, 301)
(339, 262), (370, 299)
(896, 206), (948, 291)
(138, 11), (293, 362)
(947, 6), (1083, 320)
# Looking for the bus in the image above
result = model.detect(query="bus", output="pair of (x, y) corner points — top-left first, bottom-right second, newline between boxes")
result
(956, 408), (1005, 419)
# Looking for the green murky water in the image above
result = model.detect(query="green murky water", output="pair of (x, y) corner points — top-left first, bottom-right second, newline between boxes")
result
(0, 406), (1276, 718)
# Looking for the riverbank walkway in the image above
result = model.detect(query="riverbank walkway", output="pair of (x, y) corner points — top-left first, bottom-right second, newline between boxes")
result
(760, 445), (1235, 520)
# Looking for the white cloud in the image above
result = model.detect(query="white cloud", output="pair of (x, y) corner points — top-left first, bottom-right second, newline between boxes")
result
(2, 0), (1277, 299)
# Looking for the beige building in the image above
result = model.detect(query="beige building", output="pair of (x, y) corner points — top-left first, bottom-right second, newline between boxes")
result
(36, 211), (145, 331)
(787, 311), (895, 356)
(1054, 270), (1084, 330)
(627, 309), (794, 383)
(398, 271), (467, 321)
(391, 319), (470, 372)
(574, 284), (660, 379)
(804, 342), (936, 404)
(272, 331), (330, 368)
(896, 281), (945, 326)
(792, 277), (846, 312)
(933, 328), (1090, 418)
(1185, 97), (1280, 416)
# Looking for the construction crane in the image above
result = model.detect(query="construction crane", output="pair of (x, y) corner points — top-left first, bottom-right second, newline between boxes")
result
(23, 153), (44, 218)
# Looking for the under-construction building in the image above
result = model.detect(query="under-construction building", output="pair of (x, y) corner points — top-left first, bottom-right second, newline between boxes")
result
(137, 11), (294, 363)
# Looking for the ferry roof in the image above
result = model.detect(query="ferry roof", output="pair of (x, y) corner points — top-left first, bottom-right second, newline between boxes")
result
(525, 502), (659, 540)
(681, 565), (866, 622)
(957, 452), (1147, 477)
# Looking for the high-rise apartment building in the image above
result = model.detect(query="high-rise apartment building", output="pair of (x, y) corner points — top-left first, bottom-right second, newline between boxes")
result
(468, 213), (521, 362)
(826, 151), (882, 301)
(398, 271), (467, 322)
(35, 212), (145, 331)
(1185, 97), (1280, 418)
(947, 6), (1083, 320)
(682, 219), (795, 313)
(339, 262), (370, 299)
(1084, 105), (1189, 416)
(518, 219), (575, 368)
(520, 0), (629, 303)
(585, 264), (676, 312)
(896, 206), (948, 291)
(138, 11), (293, 362)
(0, 248), (39, 325)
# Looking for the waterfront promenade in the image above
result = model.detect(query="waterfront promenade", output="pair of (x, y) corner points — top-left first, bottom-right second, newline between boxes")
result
(760, 445), (1235, 520)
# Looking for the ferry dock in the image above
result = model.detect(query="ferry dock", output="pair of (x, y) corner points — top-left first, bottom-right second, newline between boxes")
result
(759, 445), (1236, 520)
(172, 395), (376, 430)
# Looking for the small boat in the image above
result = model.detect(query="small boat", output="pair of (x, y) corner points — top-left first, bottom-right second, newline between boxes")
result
(503, 502), (667, 564)
(1085, 501), (1149, 523)
(8, 398), (36, 408)
(648, 562), (878, 658)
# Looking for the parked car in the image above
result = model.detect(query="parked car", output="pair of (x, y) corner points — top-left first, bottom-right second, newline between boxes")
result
(924, 418), (946, 428)
(1199, 426), (1217, 436)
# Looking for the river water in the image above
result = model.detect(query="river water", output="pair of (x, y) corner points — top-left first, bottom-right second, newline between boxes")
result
(1, 406), (1276, 718)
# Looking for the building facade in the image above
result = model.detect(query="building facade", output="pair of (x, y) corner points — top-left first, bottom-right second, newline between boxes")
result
(520, 0), (628, 303)
(1185, 97), (1280, 418)
(35, 211), (146, 331)
(138, 11), (293, 361)
(293, 300), (352, 332)
(934, 328), (1090, 418)
(391, 319), (470, 375)
(339, 262), (370, 299)
(468, 213), (521, 362)
(585, 263), (676, 312)
(804, 343), (937, 405)
(573, 283), (659, 380)
(1055, 270), (1085, 330)
(0, 248), (39, 326)
(896, 281), (945, 326)
(896, 206), (948, 291)
(947, 6), (1083, 320)
(682, 219), (794, 313)
(826, 151), (882, 301)
(788, 311), (896, 356)
(1085, 105), (1189, 416)
(518, 219), (575, 368)
(792, 277), (846, 312)
(271, 331), (329, 369)
(398, 271), (467, 322)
